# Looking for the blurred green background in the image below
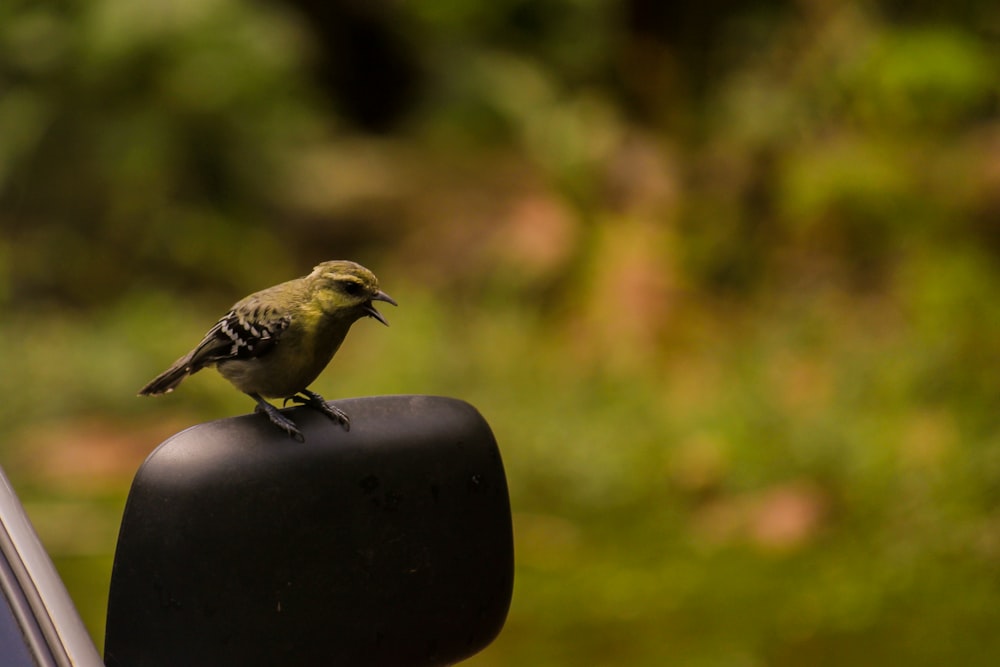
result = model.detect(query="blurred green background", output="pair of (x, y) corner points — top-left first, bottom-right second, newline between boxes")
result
(2, 0), (999, 664)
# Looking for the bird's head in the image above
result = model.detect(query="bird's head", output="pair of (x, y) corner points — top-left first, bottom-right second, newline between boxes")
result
(309, 260), (398, 325)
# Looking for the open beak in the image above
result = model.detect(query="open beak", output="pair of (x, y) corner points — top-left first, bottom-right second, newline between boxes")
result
(364, 290), (398, 326)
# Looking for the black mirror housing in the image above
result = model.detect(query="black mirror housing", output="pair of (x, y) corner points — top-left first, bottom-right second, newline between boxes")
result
(105, 395), (513, 667)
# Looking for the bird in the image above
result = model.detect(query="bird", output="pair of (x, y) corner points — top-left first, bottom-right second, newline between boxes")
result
(138, 260), (397, 441)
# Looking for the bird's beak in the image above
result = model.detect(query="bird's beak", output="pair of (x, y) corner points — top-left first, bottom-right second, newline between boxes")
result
(364, 290), (398, 326)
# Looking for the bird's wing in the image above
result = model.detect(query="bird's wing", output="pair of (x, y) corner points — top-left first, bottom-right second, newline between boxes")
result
(137, 298), (293, 396)
(187, 302), (292, 368)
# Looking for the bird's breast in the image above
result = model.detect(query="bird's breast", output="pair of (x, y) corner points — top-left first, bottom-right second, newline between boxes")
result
(215, 317), (352, 398)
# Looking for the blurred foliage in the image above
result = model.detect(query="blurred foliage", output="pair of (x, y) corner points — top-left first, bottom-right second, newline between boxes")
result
(2, 0), (1000, 664)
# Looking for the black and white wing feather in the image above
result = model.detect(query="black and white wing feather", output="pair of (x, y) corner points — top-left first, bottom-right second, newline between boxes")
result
(204, 305), (291, 361)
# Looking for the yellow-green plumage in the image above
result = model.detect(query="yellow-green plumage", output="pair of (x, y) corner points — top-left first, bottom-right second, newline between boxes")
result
(139, 260), (396, 440)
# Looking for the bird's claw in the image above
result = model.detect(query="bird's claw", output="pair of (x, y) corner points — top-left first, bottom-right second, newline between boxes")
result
(253, 397), (304, 441)
(289, 390), (351, 431)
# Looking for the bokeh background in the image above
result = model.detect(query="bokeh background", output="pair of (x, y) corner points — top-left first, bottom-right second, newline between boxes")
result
(2, 0), (999, 664)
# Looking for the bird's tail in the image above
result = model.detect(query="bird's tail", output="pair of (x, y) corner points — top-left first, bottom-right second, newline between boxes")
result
(138, 355), (199, 396)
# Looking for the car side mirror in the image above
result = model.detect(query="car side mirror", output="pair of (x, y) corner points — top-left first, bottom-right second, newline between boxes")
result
(104, 395), (513, 666)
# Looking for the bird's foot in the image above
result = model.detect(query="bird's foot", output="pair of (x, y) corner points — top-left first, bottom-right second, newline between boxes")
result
(285, 389), (350, 431)
(249, 393), (304, 442)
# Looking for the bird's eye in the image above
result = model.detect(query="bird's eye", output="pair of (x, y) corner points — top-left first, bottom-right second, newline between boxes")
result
(341, 280), (364, 296)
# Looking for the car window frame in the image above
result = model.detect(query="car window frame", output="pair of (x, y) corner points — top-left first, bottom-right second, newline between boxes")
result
(0, 468), (104, 667)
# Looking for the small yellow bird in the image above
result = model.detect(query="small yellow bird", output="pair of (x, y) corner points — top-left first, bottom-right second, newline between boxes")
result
(139, 260), (396, 441)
